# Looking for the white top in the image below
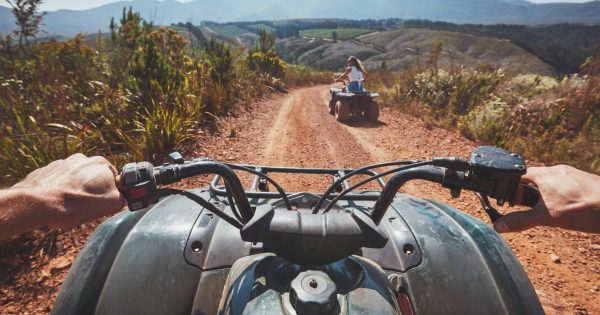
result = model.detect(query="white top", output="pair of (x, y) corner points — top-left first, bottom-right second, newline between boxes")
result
(348, 66), (364, 82)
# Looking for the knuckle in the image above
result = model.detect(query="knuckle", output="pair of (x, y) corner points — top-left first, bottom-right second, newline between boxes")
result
(70, 153), (86, 159)
(89, 156), (109, 165)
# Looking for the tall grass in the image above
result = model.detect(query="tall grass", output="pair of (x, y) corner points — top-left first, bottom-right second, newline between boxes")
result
(370, 45), (600, 174)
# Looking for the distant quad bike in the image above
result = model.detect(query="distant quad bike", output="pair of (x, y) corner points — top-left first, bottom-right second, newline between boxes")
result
(328, 84), (380, 122)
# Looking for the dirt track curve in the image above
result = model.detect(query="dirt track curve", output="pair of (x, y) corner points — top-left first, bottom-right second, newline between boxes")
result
(1, 85), (599, 314)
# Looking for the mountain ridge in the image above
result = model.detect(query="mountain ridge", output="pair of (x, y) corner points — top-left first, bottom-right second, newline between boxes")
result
(0, 0), (599, 36)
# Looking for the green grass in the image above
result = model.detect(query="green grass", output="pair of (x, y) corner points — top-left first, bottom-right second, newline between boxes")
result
(246, 23), (276, 33)
(299, 28), (373, 40)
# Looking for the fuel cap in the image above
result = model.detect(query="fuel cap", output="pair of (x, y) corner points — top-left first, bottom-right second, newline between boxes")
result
(289, 270), (337, 314)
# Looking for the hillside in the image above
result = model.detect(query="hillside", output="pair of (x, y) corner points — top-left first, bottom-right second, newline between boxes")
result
(403, 21), (600, 74)
(1, 0), (600, 37)
(276, 28), (555, 75)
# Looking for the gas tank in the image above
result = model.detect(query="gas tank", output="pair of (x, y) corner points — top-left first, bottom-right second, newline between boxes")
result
(219, 254), (399, 314)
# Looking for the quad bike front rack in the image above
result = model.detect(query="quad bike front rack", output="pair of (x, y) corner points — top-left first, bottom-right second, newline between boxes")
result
(210, 165), (386, 201)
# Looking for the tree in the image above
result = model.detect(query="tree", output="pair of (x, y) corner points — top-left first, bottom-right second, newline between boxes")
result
(256, 29), (276, 54)
(185, 22), (207, 49)
(247, 29), (286, 78)
(427, 42), (443, 75)
(5, 0), (46, 49)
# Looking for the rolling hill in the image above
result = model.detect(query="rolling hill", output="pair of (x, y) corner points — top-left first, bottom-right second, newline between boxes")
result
(276, 28), (556, 75)
(1, 0), (600, 37)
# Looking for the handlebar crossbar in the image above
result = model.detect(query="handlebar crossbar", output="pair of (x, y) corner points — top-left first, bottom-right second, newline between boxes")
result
(209, 166), (386, 202)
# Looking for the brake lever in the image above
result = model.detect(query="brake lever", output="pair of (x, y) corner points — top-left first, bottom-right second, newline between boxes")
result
(475, 193), (503, 222)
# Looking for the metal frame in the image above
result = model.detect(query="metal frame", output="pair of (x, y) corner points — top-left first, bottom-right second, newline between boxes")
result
(210, 165), (386, 201)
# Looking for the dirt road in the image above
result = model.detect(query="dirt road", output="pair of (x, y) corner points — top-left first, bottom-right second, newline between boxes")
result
(1, 85), (599, 314)
(199, 85), (600, 315)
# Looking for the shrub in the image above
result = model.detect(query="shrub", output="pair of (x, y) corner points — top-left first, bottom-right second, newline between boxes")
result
(247, 30), (286, 79)
(373, 45), (600, 174)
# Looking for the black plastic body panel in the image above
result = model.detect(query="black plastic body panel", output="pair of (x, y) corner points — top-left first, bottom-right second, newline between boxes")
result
(53, 188), (543, 315)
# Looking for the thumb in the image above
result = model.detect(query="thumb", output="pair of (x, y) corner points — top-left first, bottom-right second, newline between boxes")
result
(493, 209), (544, 233)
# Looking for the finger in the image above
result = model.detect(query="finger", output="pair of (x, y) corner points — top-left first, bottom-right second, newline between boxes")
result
(108, 163), (119, 176)
(114, 174), (123, 191)
(519, 176), (536, 185)
(102, 187), (127, 217)
(493, 209), (547, 233)
(521, 167), (544, 184)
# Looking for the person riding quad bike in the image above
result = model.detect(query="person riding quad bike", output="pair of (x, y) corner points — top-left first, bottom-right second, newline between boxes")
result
(329, 57), (379, 122)
(335, 56), (367, 92)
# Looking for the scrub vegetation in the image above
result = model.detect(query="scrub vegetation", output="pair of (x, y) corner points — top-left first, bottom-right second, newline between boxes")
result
(369, 44), (600, 174)
(0, 7), (331, 185)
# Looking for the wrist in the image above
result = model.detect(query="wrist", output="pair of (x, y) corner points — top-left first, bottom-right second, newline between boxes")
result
(0, 187), (62, 240)
(585, 174), (600, 210)
(13, 186), (66, 228)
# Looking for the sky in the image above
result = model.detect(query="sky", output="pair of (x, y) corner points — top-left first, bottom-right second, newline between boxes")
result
(0, 0), (593, 12)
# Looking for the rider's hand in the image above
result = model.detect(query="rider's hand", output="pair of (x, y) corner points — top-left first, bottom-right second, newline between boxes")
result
(11, 154), (125, 229)
(494, 165), (600, 234)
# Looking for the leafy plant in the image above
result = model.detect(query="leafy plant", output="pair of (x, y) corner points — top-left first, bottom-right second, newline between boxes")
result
(0, 8), (331, 185)
(247, 30), (286, 79)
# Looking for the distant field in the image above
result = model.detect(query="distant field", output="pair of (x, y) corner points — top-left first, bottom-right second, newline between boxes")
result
(246, 23), (276, 33)
(299, 28), (373, 40)
(208, 24), (251, 36)
(277, 28), (555, 75)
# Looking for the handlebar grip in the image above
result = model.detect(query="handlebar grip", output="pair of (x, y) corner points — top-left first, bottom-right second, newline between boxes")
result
(516, 184), (540, 207)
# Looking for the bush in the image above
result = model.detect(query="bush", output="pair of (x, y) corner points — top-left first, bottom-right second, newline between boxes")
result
(247, 30), (286, 79)
(371, 44), (600, 174)
(0, 8), (333, 185)
(284, 65), (332, 87)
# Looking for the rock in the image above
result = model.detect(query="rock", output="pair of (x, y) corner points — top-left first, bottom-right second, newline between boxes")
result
(37, 269), (51, 283)
(535, 289), (547, 298)
(46, 257), (72, 273)
(578, 247), (587, 253)
(549, 253), (561, 263)
(6, 305), (18, 312)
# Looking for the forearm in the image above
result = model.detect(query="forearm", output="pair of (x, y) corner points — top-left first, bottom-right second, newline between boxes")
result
(0, 187), (62, 241)
(336, 68), (351, 82)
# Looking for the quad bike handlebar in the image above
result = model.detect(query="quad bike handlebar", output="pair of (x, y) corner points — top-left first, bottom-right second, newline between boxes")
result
(117, 146), (539, 225)
(115, 146), (539, 265)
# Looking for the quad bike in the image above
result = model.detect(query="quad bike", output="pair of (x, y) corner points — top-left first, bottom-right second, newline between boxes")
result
(328, 82), (380, 122)
(53, 146), (544, 315)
